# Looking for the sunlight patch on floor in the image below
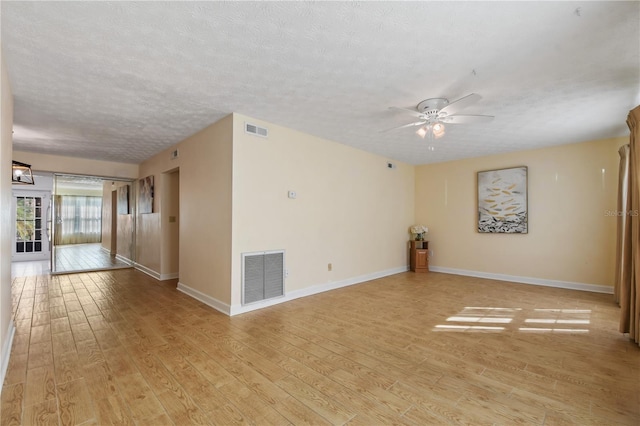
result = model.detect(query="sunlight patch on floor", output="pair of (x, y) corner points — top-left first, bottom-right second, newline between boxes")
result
(433, 306), (591, 333)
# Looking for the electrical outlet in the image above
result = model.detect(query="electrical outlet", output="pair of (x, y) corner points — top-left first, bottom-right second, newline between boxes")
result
(328, 263), (332, 271)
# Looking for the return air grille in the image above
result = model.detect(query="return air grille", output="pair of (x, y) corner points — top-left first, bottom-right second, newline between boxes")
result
(244, 122), (269, 138)
(242, 251), (284, 305)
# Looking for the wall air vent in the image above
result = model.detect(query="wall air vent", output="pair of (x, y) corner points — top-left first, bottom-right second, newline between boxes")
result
(242, 250), (284, 305)
(170, 149), (179, 160)
(245, 122), (269, 138)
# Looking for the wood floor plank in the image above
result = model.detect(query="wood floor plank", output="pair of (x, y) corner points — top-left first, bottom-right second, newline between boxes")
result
(154, 348), (234, 415)
(56, 378), (95, 426)
(50, 317), (71, 335)
(53, 351), (83, 385)
(115, 373), (167, 422)
(24, 365), (56, 407)
(93, 395), (135, 426)
(52, 331), (76, 356)
(329, 368), (412, 415)
(75, 340), (104, 367)
(27, 341), (54, 370)
(23, 398), (59, 426)
(82, 361), (119, 402)
(3, 353), (28, 386)
(101, 347), (138, 377)
(218, 379), (292, 426)
(155, 388), (213, 426)
(1, 383), (24, 426)
(274, 374), (356, 425)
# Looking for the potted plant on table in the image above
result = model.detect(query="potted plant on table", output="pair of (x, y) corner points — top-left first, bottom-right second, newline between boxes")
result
(410, 224), (428, 241)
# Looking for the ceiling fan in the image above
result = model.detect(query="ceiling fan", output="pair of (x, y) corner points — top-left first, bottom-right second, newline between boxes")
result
(384, 93), (494, 139)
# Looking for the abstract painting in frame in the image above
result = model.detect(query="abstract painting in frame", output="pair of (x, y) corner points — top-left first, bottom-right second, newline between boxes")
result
(139, 175), (154, 214)
(117, 184), (129, 215)
(477, 166), (528, 233)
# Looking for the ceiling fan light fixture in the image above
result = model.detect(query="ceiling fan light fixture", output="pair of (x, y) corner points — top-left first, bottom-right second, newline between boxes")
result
(432, 122), (445, 138)
(416, 126), (428, 138)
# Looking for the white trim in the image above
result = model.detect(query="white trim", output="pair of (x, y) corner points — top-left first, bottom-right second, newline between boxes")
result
(231, 265), (408, 316)
(1, 321), (16, 390)
(176, 266), (408, 317)
(160, 272), (179, 280)
(115, 254), (133, 264)
(428, 266), (614, 294)
(133, 264), (177, 281)
(134, 263), (160, 280)
(177, 282), (231, 315)
(99, 246), (112, 256)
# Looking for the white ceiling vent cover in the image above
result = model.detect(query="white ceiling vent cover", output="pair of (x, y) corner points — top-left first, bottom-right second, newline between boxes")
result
(242, 250), (284, 305)
(245, 122), (268, 138)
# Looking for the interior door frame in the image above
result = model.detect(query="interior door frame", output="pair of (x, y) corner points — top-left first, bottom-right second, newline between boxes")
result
(51, 173), (136, 274)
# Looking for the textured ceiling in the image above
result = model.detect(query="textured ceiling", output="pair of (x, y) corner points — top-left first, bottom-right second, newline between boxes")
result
(2, 1), (639, 166)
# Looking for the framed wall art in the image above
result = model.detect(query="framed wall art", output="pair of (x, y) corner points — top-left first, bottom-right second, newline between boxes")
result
(477, 166), (527, 233)
(139, 175), (154, 214)
(117, 184), (130, 215)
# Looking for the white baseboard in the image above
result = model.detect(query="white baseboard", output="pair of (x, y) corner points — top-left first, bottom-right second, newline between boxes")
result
(0, 321), (16, 390)
(230, 265), (409, 316)
(177, 282), (231, 315)
(134, 263), (160, 280)
(176, 266), (408, 317)
(115, 254), (133, 265)
(429, 266), (614, 294)
(160, 272), (179, 280)
(134, 263), (178, 281)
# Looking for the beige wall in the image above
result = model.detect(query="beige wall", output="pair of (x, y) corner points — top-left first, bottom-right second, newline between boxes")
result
(161, 170), (180, 275)
(231, 114), (415, 306)
(101, 182), (113, 253)
(137, 115), (233, 299)
(13, 151), (138, 179)
(100, 181), (135, 261)
(1, 52), (14, 379)
(415, 137), (626, 287)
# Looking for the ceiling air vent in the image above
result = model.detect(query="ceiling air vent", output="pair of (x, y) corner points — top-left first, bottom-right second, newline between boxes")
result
(245, 122), (268, 138)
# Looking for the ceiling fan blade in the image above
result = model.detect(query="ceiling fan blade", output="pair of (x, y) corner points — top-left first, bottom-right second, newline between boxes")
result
(441, 114), (494, 124)
(388, 106), (424, 119)
(439, 93), (481, 115)
(380, 120), (427, 133)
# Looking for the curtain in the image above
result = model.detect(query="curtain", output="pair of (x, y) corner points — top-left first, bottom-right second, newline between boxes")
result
(618, 105), (640, 345)
(54, 195), (103, 246)
(614, 145), (630, 304)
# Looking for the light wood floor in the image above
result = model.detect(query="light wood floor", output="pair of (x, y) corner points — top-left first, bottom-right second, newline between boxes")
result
(1, 269), (638, 425)
(53, 244), (131, 274)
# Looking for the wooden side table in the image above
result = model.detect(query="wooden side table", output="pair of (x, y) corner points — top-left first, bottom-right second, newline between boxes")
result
(410, 240), (429, 273)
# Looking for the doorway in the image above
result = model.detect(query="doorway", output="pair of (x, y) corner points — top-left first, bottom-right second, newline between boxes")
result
(11, 190), (51, 262)
(50, 174), (134, 274)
